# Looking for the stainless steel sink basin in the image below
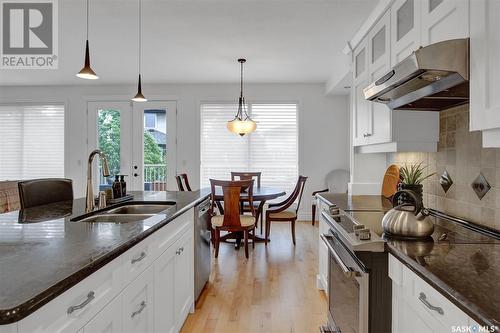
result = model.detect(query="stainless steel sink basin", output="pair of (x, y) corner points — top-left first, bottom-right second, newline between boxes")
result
(105, 204), (174, 215)
(78, 214), (154, 223)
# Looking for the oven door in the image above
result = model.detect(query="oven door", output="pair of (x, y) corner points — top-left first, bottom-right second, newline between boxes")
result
(320, 233), (369, 333)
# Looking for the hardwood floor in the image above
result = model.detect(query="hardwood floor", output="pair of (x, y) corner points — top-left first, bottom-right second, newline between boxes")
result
(181, 221), (327, 333)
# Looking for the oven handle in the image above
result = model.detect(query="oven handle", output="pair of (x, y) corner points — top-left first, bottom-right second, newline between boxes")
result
(320, 234), (360, 278)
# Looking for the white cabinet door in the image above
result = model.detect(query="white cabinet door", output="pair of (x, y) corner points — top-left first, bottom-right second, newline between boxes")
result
(421, 0), (469, 45)
(470, 0), (500, 136)
(154, 242), (177, 333)
(367, 10), (392, 145)
(122, 266), (154, 333)
(82, 296), (122, 333)
(174, 231), (194, 331)
(391, 0), (422, 66)
(352, 37), (370, 146)
(396, 297), (446, 333)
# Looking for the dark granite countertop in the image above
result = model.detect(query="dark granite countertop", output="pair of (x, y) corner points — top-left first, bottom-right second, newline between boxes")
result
(0, 190), (209, 325)
(318, 193), (500, 329)
(316, 193), (393, 212)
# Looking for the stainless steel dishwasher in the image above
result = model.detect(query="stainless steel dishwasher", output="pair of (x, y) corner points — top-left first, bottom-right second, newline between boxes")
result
(194, 198), (211, 300)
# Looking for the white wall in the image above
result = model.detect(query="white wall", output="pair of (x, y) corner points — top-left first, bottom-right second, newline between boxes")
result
(0, 83), (349, 219)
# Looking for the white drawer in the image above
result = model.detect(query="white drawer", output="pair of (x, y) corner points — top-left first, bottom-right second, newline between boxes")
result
(152, 209), (193, 258)
(388, 254), (403, 286)
(122, 238), (154, 286)
(18, 258), (123, 333)
(409, 273), (469, 329)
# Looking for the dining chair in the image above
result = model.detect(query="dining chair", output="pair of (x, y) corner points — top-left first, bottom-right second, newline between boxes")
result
(265, 175), (308, 245)
(311, 169), (349, 225)
(231, 171), (263, 232)
(209, 179), (256, 259)
(176, 173), (192, 191)
(18, 178), (73, 209)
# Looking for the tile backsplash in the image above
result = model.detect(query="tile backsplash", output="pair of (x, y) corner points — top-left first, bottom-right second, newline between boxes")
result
(388, 104), (500, 231)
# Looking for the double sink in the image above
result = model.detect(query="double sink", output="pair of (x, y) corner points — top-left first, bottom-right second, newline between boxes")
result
(72, 202), (176, 223)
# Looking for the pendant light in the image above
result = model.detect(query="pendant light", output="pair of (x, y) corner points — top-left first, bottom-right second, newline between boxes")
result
(76, 0), (98, 80)
(132, 0), (147, 102)
(227, 58), (257, 136)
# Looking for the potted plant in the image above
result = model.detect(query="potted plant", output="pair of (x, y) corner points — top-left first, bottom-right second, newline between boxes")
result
(397, 162), (435, 205)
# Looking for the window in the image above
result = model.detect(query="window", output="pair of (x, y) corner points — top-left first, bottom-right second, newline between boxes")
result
(0, 104), (64, 180)
(144, 112), (157, 129)
(200, 103), (298, 193)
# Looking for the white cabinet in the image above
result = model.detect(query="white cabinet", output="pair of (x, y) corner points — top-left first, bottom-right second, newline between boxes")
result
(122, 266), (155, 333)
(470, 0), (500, 146)
(367, 10), (392, 145)
(82, 295), (122, 333)
(389, 254), (478, 332)
(154, 242), (177, 333)
(316, 198), (330, 292)
(174, 231), (194, 331)
(390, 0), (422, 66)
(353, 37), (371, 146)
(421, 0), (469, 45)
(154, 229), (193, 333)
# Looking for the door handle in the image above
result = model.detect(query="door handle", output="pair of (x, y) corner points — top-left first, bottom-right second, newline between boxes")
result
(134, 173), (139, 177)
(131, 301), (147, 318)
(320, 234), (360, 278)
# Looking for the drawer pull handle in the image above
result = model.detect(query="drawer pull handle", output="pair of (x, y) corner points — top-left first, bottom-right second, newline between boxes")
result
(67, 291), (95, 314)
(131, 251), (147, 264)
(418, 292), (444, 315)
(131, 301), (147, 318)
(176, 247), (184, 255)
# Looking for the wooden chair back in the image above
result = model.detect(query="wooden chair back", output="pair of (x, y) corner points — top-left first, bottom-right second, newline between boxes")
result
(269, 176), (308, 214)
(175, 173), (192, 191)
(209, 179), (255, 228)
(231, 172), (261, 188)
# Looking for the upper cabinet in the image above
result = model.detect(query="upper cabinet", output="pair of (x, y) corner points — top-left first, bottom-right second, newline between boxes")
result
(391, 0), (421, 66)
(421, 0), (469, 45)
(470, 0), (500, 147)
(349, 0), (470, 152)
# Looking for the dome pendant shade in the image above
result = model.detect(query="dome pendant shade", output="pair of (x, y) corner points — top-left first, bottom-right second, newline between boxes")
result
(227, 58), (256, 136)
(76, 40), (98, 80)
(132, 74), (147, 102)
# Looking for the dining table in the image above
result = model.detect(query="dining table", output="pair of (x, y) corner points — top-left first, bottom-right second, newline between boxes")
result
(209, 186), (286, 247)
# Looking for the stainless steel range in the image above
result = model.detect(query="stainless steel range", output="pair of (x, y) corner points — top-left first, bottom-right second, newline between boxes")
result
(320, 209), (391, 333)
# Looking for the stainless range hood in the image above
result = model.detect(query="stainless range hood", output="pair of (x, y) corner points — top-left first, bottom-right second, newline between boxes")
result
(363, 38), (469, 111)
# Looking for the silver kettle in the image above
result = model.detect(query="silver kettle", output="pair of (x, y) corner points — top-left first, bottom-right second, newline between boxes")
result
(382, 190), (434, 239)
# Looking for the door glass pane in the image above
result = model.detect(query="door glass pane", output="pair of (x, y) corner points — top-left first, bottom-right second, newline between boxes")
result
(429, 0), (443, 12)
(143, 109), (167, 191)
(355, 48), (366, 77)
(98, 109), (121, 188)
(397, 0), (414, 41)
(372, 26), (386, 63)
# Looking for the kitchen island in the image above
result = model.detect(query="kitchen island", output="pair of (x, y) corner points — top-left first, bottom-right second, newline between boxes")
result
(0, 190), (209, 333)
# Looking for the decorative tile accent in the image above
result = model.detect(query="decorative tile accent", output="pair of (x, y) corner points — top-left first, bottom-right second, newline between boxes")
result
(472, 173), (491, 200)
(440, 169), (453, 193)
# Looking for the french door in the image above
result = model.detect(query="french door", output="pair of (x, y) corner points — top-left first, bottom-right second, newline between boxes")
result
(87, 101), (177, 193)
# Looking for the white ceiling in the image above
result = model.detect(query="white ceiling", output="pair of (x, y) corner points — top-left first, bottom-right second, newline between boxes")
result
(0, 0), (377, 86)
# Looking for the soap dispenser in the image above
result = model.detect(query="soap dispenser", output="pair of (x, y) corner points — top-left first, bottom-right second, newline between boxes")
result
(112, 175), (122, 198)
(120, 175), (127, 196)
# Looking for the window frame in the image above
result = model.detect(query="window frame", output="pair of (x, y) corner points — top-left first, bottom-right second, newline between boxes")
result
(199, 100), (300, 191)
(0, 101), (66, 181)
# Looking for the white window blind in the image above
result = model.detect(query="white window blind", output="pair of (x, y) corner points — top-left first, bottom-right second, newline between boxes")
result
(200, 103), (298, 193)
(0, 105), (65, 180)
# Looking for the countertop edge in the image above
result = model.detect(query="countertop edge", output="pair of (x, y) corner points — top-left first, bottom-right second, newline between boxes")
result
(387, 245), (499, 329)
(0, 193), (210, 325)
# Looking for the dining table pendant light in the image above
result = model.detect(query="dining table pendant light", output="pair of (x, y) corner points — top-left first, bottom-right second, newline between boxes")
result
(227, 58), (257, 136)
(76, 0), (98, 79)
(132, 0), (147, 102)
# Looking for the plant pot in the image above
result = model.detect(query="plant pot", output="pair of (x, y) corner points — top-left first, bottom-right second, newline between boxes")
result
(396, 183), (423, 206)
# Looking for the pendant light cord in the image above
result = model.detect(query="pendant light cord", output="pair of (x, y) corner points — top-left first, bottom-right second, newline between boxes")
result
(138, 0), (142, 75)
(86, 0), (89, 39)
(240, 61), (244, 98)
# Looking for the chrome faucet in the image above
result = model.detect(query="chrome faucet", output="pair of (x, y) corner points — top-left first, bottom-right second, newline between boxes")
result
(86, 149), (111, 213)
